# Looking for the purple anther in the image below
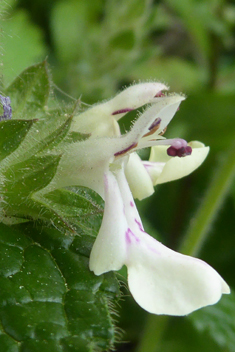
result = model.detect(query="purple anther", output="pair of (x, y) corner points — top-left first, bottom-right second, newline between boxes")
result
(167, 145), (192, 158)
(143, 118), (161, 137)
(112, 108), (134, 115)
(148, 117), (161, 131)
(114, 142), (138, 157)
(0, 95), (12, 121)
(154, 91), (165, 97)
(177, 146), (192, 157)
(167, 146), (178, 157)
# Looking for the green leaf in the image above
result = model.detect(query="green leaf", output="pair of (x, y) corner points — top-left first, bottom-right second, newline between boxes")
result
(0, 119), (35, 162)
(0, 331), (19, 352)
(44, 187), (104, 236)
(188, 292), (235, 352)
(0, 222), (120, 352)
(5, 61), (50, 119)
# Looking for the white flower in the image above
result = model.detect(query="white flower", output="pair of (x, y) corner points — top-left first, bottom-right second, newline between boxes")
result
(46, 84), (230, 316)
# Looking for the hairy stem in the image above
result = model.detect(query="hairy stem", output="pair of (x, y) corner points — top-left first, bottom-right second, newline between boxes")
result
(180, 143), (235, 256)
(136, 315), (168, 352)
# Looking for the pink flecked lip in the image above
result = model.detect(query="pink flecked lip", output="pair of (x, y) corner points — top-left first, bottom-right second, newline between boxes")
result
(135, 219), (144, 232)
(126, 228), (140, 244)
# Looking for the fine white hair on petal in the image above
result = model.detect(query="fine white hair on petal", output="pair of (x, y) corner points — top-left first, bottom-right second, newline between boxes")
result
(110, 82), (169, 117)
(70, 103), (121, 137)
(126, 230), (230, 316)
(71, 82), (169, 135)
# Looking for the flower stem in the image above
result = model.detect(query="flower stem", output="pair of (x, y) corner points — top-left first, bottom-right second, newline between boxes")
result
(136, 143), (235, 352)
(136, 315), (168, 352)
(180, 143), (235, 256)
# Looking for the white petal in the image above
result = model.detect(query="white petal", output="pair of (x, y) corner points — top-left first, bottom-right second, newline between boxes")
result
(125, 153), (154, 200)
(71, 104), (121, 137)
(126, 230), (230, 316)
(127, 95), (185, 147)
(89, 171), (127, 275)
(110, 82), (168, 120)
(115, 167), (144, 231)
(149, 142), (209, 185)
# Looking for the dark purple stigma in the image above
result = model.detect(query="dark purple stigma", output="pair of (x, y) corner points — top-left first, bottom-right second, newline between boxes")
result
(112, 108), (134, 115)
(167, 145), (192, 158)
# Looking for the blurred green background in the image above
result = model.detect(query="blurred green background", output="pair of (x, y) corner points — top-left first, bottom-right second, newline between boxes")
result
(1, 0), (235, 351)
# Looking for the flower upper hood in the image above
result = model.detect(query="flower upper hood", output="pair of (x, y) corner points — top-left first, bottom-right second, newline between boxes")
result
(71, 82), (169, 137)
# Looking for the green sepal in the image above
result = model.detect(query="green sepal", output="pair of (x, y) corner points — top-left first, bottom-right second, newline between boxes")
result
(1, 155), (72, 229)
(0, 119), (35, 162)
(38, 116), (73, 151)
(0, 61), (89, 225)
(5, 61), (50, 119)
(44, 187), (104, 236)
(24, 115), (74, 157)
(3, 155), (61, 199)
